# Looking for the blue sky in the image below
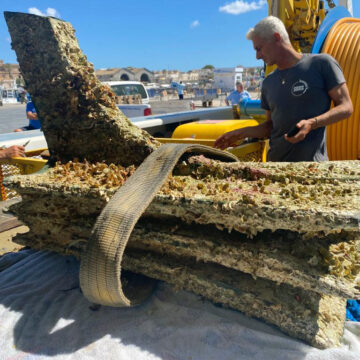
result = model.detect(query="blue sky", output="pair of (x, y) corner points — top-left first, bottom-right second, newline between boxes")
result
(1, 1), (359, 71)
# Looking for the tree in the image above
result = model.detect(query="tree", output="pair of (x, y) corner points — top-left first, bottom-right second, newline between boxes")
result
(202, 65), (214, 70)
(16, 77), (24, 86)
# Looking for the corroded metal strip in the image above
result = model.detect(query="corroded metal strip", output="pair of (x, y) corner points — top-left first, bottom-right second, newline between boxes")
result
(123, 249), (346, 349)
(7, 159), (360, 235)
(128, 219), (360, 299)
(4, 12), (159, 166)
(7, 190), (360, 299)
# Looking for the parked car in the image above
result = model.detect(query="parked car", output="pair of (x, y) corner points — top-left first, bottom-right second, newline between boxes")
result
(102, 81), (152, 117)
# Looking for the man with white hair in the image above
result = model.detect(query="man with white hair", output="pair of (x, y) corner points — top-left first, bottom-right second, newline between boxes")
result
(215, 16), (353, 162)
(225, 81), (250, 106)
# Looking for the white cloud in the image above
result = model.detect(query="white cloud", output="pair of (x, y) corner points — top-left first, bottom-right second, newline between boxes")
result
(46, 8), (61, 18)
(219, 0), (266, 15)
(5, 37), (11, 43)
(190, 20), (200, 29)
(28, 7), (44, 16)
(28, 7), (61, 18)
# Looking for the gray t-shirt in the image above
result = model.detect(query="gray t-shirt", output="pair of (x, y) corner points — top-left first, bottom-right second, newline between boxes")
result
(261, 54), (345, 162)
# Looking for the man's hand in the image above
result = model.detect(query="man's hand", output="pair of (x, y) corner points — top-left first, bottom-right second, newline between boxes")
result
(285, 119), (314, 144)
(215, 119), (272, 150)
(286, 83), (353, 145)
(0, 145), (25, 159)
(214, 128), (247, 150)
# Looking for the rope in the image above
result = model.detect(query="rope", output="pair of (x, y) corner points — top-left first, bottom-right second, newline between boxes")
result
(79, 144), (238, 306)
(0, 165), (7, 201)
(322, 18), (360, 160)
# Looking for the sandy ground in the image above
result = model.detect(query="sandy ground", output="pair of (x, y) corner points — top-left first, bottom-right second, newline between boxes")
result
(0, 198), (28, 256)
(0, 225), (28, 255)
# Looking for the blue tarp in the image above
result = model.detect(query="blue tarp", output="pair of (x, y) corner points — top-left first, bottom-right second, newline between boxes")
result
(347, 300), (360, 322)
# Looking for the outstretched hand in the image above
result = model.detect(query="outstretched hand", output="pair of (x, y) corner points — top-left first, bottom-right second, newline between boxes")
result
(0, 145), (25, 159)
(214, 128), (245, 150)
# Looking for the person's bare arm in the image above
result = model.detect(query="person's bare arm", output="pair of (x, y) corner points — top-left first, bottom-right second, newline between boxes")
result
(0, 146), (25, 159)
(27, 111), (38, 120)
(214, 110), (273, 150)
(285, 83), (353, 144)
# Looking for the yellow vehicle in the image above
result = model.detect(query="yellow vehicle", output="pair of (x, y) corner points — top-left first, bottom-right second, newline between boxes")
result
(0, 148), (48, 200)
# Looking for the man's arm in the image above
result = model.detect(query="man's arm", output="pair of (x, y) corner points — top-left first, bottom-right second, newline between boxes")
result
(0, 145), (25, 159)
(27, 111), (38, 120)
(285, 83), (353, 143)
(242, 91), (251, 99)
(214, 110), (273, 149)
(26, 103), (38, 120)
(225, 93), (231, 106)
(239, 92), (251, 102)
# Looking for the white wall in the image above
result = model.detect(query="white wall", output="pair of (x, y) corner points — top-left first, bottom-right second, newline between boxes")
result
(213, 67), (243, 91)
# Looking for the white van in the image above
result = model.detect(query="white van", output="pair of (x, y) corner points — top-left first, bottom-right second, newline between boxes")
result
(102, 81), (152, 117)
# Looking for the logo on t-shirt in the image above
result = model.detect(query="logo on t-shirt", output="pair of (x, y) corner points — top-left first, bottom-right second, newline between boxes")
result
(291, 79), (309, 97)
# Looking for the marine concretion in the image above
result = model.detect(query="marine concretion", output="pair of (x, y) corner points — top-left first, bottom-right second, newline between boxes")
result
(4, 11), (159, 166)
(4, 11), (360, 349)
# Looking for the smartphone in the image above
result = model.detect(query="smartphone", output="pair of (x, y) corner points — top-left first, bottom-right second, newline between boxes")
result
(287, 124), (300, 137)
